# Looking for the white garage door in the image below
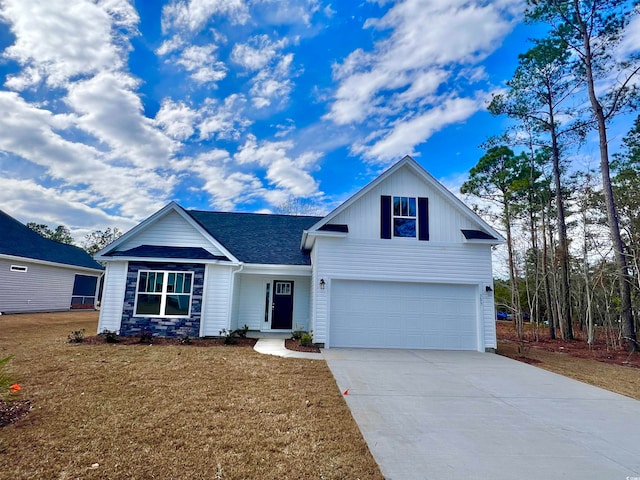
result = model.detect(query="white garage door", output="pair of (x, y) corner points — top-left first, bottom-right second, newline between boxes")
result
(330, 280), (478, 350)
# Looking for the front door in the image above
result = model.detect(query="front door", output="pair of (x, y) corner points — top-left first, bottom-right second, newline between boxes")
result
(271, 280), (294, 329)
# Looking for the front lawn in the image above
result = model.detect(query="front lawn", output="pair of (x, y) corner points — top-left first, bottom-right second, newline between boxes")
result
(0, 312), (382, 479)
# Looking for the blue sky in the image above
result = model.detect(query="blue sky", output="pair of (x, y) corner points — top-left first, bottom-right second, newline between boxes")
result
(0, 0), (636, 240)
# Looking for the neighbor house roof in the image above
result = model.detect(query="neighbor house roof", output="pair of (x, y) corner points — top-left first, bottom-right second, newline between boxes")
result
(187, 210), (322, 265)
(0, 210), (103, 271)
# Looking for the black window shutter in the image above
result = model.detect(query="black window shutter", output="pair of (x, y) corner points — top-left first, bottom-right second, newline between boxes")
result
(418, 197), (429, 241)
(380, 195), (392, 239)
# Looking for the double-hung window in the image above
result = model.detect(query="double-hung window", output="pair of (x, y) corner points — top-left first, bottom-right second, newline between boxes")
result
(135, 271), (193, 317)
(393, 196), (417, 237)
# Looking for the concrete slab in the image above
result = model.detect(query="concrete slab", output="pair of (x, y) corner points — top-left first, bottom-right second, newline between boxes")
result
(253, 338), (323, 360)
(322, 348), (640, 480)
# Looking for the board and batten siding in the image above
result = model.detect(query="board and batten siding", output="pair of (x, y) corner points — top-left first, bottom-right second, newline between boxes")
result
(200, 264), (234, 336)
(330, 166), (480, 243)
(0, 258), (88, 313)
(117, 210), (224, 256)
(97, 261), (128, 333)
(311, 237), (495, 346)
(232, 274), (311, 331)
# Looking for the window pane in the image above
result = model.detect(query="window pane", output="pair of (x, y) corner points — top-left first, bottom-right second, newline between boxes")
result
(183, 274), (192, 293)
(165, 295), (190, 315)
(393, 196), (401, 216)
(167, 273), (175, 293)
(136, 294), (161, 315)
(175, 273), (184, 293)
(408, 197), (416, 217)
(394, 218), (416, 237)
(154, 273), (164, 292)
(138, 272), (149, 292)
(401, 197), (408, 216)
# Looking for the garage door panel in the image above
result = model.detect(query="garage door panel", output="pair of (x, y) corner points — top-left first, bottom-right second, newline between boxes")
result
(330, 280), (478, 350)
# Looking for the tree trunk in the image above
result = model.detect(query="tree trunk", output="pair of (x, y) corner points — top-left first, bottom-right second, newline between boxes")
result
(541, 205), (556, 339)
(549, 112), (573, 340)
(504, 200), (523, 339)
(579, 7), (637, 350)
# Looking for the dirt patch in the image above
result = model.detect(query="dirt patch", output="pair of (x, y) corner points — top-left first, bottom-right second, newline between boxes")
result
(497, 321), (640, 401)
(0, 311), (382, 479)
(496, 321), (640, 368)
(0, 399), (31, 427)
(285, 338), (321, 353)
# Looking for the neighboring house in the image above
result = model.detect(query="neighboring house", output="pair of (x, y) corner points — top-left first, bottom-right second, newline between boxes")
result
(96, 156), (504, 351)
(0, 210), (103, 314)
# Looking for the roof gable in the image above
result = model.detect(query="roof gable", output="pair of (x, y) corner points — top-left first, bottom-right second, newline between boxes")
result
(304, 156), (504, 245)
(95, 202), (236, 262)
(0, 210), (103, 271)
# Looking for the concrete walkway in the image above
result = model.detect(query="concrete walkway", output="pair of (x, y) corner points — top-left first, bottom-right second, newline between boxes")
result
(323, 348), (640, 480)
(253, 338), (323, 360)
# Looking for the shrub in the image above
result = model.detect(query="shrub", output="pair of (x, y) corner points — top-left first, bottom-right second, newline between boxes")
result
(300, 333), (313, 347)
(179, 334), (192, 345)
(236, 324), (249, 338)
(67, 329), (85, 343)
(101, 330), (120, 344)
(219, 329), (236, 345)
(291, 329), (305, 340)
(138, 330), (153, 344)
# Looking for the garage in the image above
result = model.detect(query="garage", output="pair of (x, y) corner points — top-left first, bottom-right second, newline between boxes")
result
(329, 280), (479, 349)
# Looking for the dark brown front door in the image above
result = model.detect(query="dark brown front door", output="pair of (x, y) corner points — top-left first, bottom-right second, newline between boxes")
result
(271, 280), (294, 329)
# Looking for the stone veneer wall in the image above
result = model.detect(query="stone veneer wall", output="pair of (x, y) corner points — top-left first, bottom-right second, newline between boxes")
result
(120, 262), (205, 337)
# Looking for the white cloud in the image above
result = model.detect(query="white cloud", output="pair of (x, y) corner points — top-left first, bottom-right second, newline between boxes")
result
(64, 71), (177, 168)
(325, 0), (521, 161)
(161, 0), (250, 34)
(197, 94), (252, 140)
(0, 177), (138, 240)
(361, 96), (483, 161)
(175, 44), (227, 84)
(231, 35), (288, 71)
(155, 99), (199, 140)
(235, 135), (322, 200)
(250, 53), (295, 108)
(1, 0), (137, 89)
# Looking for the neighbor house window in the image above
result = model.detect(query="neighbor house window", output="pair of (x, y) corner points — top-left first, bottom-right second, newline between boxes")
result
(393, 196), (417, 237)
(135, 271), (193, 317)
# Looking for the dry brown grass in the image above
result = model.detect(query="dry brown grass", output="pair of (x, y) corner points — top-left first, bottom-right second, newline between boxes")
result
(0, 312), (383, 480)
(498, 339), (640, 401)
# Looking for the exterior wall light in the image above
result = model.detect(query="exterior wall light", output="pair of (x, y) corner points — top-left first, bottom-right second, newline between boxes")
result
(320, 278), (326, 290)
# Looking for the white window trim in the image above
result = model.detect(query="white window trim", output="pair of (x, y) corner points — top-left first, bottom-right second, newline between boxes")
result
(10, 265), (28, 273)
(133, 270), (194, 318)
(392, 196), (417, 238)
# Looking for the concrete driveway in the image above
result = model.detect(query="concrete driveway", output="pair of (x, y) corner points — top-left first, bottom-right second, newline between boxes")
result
(322, 348), (640, 480)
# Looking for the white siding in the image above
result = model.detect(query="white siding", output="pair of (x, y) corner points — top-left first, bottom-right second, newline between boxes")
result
(201, 264), (233, 336)
(312, 236), (495, 347)
(97, 261), (128, 333)
(330, 165), (480, 243)
(0, 258), (81, 313)
(234, 274), (311, 331)
(482, 288), (497, 349)
(118, 210), (224, 255)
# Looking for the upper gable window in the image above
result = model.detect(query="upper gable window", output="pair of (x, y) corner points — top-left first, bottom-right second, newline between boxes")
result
(393, 196), (417, 237)
(381, 195), (429, 241)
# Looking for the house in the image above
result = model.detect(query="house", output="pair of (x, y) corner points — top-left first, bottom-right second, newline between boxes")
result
(0, 210), (103, 314)
(95, 156), (504, 351)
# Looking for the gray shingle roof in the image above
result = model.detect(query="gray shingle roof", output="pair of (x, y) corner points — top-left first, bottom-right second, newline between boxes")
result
(0, 210), (103, 270)
(187, 210), (322, 265)
(109, 245), (229, 261)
